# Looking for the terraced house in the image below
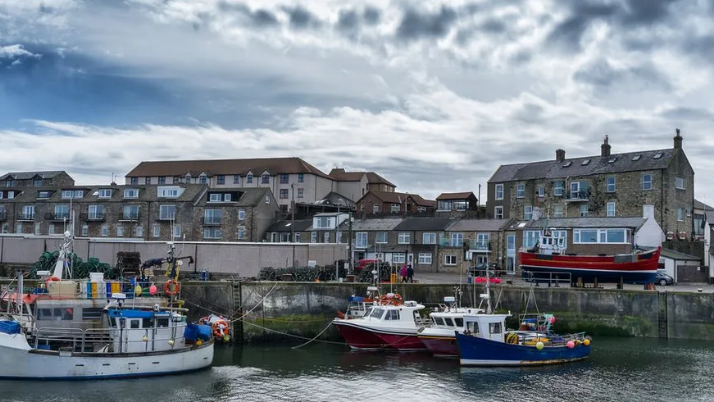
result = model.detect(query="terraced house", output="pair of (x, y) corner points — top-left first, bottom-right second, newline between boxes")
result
(486, 131), (695, 236)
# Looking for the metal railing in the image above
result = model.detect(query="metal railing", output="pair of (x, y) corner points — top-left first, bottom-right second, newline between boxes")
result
(565, 191), (589, 201)
(45, 212), (71, 221)
(521, 270), (572, 287)
(32, 326), (187, 353)
(16, 213), (35, 221)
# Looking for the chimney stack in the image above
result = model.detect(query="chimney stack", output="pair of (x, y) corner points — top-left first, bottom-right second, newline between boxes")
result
(555, 149), (566, 162)
(601, 135), (611, 157)
(674, 128), (682, 149)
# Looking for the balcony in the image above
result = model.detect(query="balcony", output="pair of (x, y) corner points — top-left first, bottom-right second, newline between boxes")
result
(17, 213), (35, 221)
(45, 212), (71, 221)
(0, 211), (6, 221)
(202, 216), (223, 226)
(565, 190), (589, 202)
(468, 240), (491, 251)
(439, 235), (463, 248)
(81, 213), (106, 222)
(120, 213), (140, 221)
(156, 214), (176, 221)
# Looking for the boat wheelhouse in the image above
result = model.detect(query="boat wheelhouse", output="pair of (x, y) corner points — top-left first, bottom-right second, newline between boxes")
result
(417, 296), (483, 357)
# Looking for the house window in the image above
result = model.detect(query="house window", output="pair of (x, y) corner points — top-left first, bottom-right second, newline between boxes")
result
(204, 209), (222, 224)
(677, 207), (684, 221)
(217, 175), (225, 185)
(61, 190), (74, 199)
(88, 205), (104, 219)
(38, 191), (50, 199)
(153, 224), (160, 238)
(237, 226), (245, 240)
(233, 175), (240, 184)
(173, 176), (180, 184)
(523, 231), (540, 248)
(54, 205), (70, 219)
(198, 176), (207, 184)
(437, 200), (453, 211)
(310, 232), (317, 243)
(261, 174), (270, 184)
(373, 204), (379, 214)
(607, 177), (616, 193)
(135, 226), (143, 237)
(246, 173), (253, 183)
(34, 223), (41, 235)
(314, 216), (332, 229)
(444, 255), (457, 266)
(642, 174), (652, 190)
(157, 187), (180, 198)
(298, 174), (304, 183)
(495, 184), (504, 200)
(297, 188), (304, 198)
(98, 189), (112, 199)
(554, 181), (564, 196)
(209, 194), (222, 202)
(355, 232), (368, 248)
(494, 206), (503, 219)
(184, 174), (192, 183)
(569, 181), (580, 197)
(537, 186), (544, 198)
(418, 253), (432, 265)
(158, 176), (166, 185)
(392, 253), (406, 264)
(675, 177), (685, 190)
(173, 225), (181, 239)
(516, 184), (525, 198)
(336, 232), (343, 243)
(280, 174), (289, 184)
(398, 232), (411, 244)
(124, 188), (139, 199)
(203, 228), (222, 239)
(580, 204), (588, 217)
(238, 209), (246, 220)
(607, 202), (616, 217)
(323, 232), (330, 243)
(524, 206), (533, 220)
(49, 224), (55, 235)
(130, 177), (138, 185)
(423, 233), (436, 244)
(101, 226), (108, 237)
(159, 205), (176, 220)
(391, 204), (400, 213)
(574, 229), (629, 244)
(117, 226), (124, 237)
(6, 180), (14, 187)
(280, 189), (289, 199)
(376, 232), (388, 244)
(33, 179), (42, 187)
(15, 224), (22, 234)
(145, 177), (151, 185)
(81, 225), (88, 236)
(554, 205), (564, 218)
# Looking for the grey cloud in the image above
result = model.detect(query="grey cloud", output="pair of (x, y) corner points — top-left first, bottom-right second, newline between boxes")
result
(546, 3), (618, 51)
(337, 9), (360, 35)
(363, 7), (381, 25)
(396, 6), (457, 41)
(620, 0), (678, 26)
(511, 103), (544, 124)
(216, 2), (279, 28)
(660, 107), (714, 121)
(283, 6), (321, 30)
(573, 58), (671, 92)
(480, 18), (506, 34)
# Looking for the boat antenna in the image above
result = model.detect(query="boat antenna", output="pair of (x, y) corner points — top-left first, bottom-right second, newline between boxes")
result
(485, 265), (492, 314)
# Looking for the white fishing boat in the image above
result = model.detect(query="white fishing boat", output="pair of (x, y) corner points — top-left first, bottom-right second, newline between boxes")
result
(417, 293), (483, 358)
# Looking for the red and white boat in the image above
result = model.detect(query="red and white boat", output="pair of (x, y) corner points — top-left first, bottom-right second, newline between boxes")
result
(332, 293), (428, 351)
(417, 296), (483, 357)
(336, 286), (380, 320)
(519, 232), (661, 284)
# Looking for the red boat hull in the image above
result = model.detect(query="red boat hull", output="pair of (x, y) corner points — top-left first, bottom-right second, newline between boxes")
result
(374, 333), (426, 351)
(519, 246), (661, 284)
(333, 321), (389, 350)
(419, 335), (458, 357)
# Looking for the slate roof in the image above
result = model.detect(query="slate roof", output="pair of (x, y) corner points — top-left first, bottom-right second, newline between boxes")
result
(365, 172), (395, 187)
(436, 192), (476, 201)
(660, 248), (701, 261)
(0, 184), (209, 204)
(362, 191), (433, 206)
(489, 148), (678, 183)
(349, 218), (404, 231)
(126, 157), (332, 179)
(266, 219), (314, 233)
(0, 171), (67, 180)
(393, 217), (456, 231)
(694, 199), (713, 211)
(314, 192), (356, 209)
(447, 219), (512, 232)
(517, 217), (647, 230)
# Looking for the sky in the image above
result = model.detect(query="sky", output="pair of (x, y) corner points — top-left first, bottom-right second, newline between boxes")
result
(2, 0), (714, 204)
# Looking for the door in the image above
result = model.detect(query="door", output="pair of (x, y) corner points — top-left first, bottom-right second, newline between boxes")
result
(506, 233), (516, 275)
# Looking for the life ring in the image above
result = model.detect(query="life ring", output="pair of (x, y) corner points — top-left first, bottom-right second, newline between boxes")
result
(379, 293), (404, 306)
(336, 311), (345, 319)
(163, 280), (180, 296)
(212, 319), (229, 337)
(678, 232), (687, 240)
(666, 231), (674, 240)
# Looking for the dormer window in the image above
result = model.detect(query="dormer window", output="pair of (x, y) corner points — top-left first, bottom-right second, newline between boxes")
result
(38, 191), (51, 199)
(247, 173), (254, 184)
(608, 157), (617, 163)
(33, 179), (42, 187)
(98, 189), (112, 198)
(124, 188), (139, 199)
(209, 194), (221, 202)
(632, 155), (641, 161)
(6, 180), (14, 187)
(562, 161), (572, 167)
(654, 152), (663, 159)
(581, 159), (590, 166)
(61, 190), (83, 199)
(261, 173), (270, 184)
(157, 186), (182, 198)
(199, 175), (207, 184)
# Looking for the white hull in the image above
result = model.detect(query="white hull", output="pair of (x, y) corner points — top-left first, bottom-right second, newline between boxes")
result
(0, 332), (214, 380)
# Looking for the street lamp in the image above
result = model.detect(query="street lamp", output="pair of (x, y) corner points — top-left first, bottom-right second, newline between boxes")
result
(291, 183), (295, 273)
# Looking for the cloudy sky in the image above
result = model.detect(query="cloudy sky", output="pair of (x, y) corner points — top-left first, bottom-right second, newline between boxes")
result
(2, 0), (714, 203)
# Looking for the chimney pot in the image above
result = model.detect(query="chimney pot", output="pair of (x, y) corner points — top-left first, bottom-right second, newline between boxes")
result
(601, 135), (611, 157)
(555, 149), (566, 162)
(674, 128), (683, 149)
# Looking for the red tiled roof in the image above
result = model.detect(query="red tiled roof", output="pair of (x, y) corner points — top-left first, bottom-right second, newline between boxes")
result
(436, 192), (476, 201)
(126, 157), (331, 179)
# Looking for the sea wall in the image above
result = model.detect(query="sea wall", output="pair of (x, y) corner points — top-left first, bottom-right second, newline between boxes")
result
(176, 282), (714, 342)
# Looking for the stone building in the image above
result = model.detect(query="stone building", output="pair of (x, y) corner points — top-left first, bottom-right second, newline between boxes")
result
(0, 171), (75, 189)
(435, 192), (479, 217)
(439, 219), (511, 274)
(486, 131), (695, 235)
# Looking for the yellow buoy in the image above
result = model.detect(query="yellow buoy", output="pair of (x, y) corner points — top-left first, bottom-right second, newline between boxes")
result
(536, 341), (544, 350)
(134, 285), (142, 296)
(584, 338), (591, 346)
(224, 335), (230, 342)
(196, 340), (203, 346)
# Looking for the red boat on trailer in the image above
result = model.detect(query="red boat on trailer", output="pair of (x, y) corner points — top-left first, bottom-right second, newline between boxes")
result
(519, 232), (661, 284)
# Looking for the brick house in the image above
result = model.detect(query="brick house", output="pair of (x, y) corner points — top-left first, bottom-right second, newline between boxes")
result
(438, 219), (512, 274)
(355, 191), (435, 216)
(328, 168), (396, 201)
(435, 192), (479, 217)
(391, 217), (457, 272)
(486, 131), (695, 235)
(348, 217), (405, 263)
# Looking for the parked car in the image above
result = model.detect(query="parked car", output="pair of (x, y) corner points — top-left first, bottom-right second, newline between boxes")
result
(468, 263), (502, 277)
(655, 272), (674, 286)
(354, 259), (382, 271)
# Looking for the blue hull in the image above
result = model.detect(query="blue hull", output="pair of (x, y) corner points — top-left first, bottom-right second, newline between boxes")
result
(520, 265), (657, 285)
(456, 333), (591, 366)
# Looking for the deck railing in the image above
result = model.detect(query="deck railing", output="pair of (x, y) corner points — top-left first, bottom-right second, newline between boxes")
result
(33, 325), (188, 353)
(521, 270), (572, 287)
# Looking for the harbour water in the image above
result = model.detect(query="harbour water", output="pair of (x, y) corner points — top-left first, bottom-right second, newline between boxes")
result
(0, 337), (712, 402)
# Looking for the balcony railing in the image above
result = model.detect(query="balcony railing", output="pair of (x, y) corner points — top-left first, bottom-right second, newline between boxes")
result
(81, 213), (106, 221)
(469, 240), (491, 251)
(45, 212), (71, 221)
(17, 213), (35, 221)
(157, 214), (176, 221)
(120, 212), (140, 221)
(565, 190), (589, 202)
(438, 235), (463, 247)
(202, 216), (223, 225)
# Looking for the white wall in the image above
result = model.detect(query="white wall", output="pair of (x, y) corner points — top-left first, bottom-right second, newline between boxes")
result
(635, 205), (665, 247)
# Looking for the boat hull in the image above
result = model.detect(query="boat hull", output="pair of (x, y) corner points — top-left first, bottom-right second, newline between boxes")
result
(374, 333), (425, 351)
(0, 332), (214, 380)
(418, 335), (458, 357)
(333, 320), (424, 351)
(519, 247), (661, 284)
(456, 333), (590, 366)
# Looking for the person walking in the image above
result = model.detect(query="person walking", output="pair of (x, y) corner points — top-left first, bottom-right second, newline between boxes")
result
(407, 264), (414, 283)
(400, 264), (408, 283)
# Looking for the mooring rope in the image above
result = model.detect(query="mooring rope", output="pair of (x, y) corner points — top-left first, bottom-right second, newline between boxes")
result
(290, 321), (334, 350)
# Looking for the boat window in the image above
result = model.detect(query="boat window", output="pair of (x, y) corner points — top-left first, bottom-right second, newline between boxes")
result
(434, 317), (446, 326)
(369, 308), (385, 319)
(445, 318), (455, 327)
(142, 318), (154, 328)
(453, 318), (464, 328)
(384, 310), (400, 320)
(82, 308), (104, 320)
(130, 319), (141, 329)
(38, 308), (53, 321)
(157, 318), (170, 327)
(466, 321), (480, 335)
(490, 322), (503, 334)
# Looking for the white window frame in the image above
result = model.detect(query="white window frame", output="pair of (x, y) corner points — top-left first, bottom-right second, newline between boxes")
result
(372, 204), (379, 214)
(523, 230), (541, 248)
(238, 209), (246, 220)
(203, 228), (222, 239)
(516, 183), (525, 198)
(677, 207), (684, 221)
(101, 226), (108, 237)
(580, 204), (588, 217)
(524, 206), (533, 220)
(573, 228), (629, 244)
(336, 232), (343, 243)
(209, 194), (222, 202)
(570, 181), (580, 194)
(117, 226), (124, 237)
(607, 202), (616, 217)
(135, 226), (143, 237)
(98, 189), (112, 199)
(554, 181), (564, 197)
(495, 184), (504, 200)
(173, 225), (181, 239)
(537, 186), (544, 198)
(123, 205), (139, 220)
(554, 205), (564, 218)
(423, 233), (436, 244)
(391, 204), (400, 213)
(376, 232), (388, 244)
(398, 232), (411, 244)
(159, 205), (176, 220)
(494, 206), (503, 219)
(642, 174), (652, 191)
(675, 177), (685, 190)
(153, 224), (160, 238)
(323, 232), (330, 243)
(124, 188), (139, 199)
(355, 232), (368, 248)
(444, 255), (457, 266)
(418, 253), (432, 265)
(237, 226), (246, 240)
(81, 225), (88, 236)
(310, 232), (317, 243)
(606, 177), (616, 193)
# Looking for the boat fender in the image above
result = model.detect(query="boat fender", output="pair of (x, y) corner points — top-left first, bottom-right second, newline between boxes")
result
(212, 319), (230, 338)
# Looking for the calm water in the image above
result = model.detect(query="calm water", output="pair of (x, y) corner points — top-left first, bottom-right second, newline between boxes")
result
(1, 337), (713, 402)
